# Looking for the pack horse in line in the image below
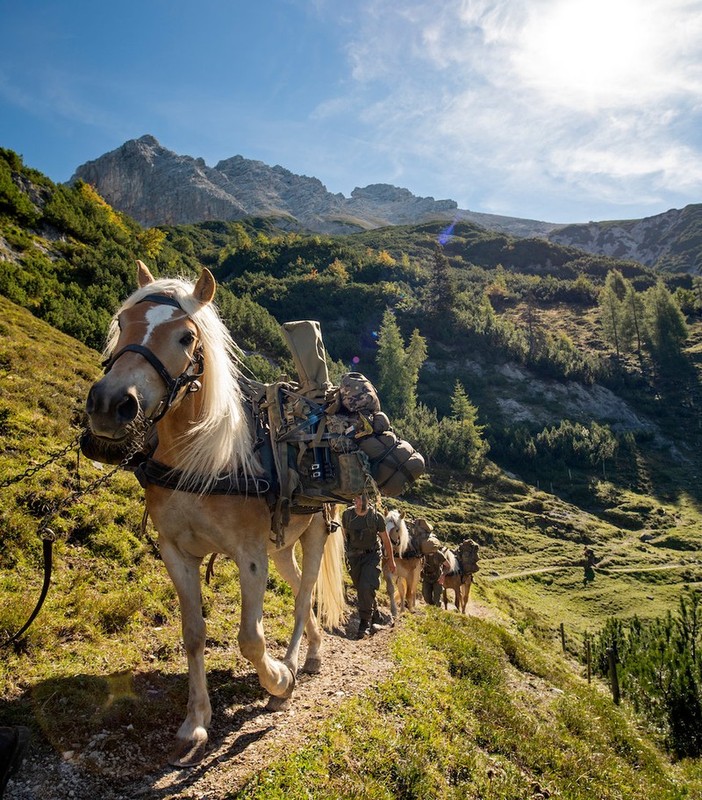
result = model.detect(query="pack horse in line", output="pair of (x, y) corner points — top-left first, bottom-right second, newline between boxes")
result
(84, 263), (346, 766)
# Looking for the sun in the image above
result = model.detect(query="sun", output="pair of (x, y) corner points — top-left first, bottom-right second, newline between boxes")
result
(513, 0), (660, 107)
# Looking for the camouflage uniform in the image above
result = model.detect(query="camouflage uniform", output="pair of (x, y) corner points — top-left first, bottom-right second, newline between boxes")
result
(422, 548), (449, 606)
(342, 504), (386, 628)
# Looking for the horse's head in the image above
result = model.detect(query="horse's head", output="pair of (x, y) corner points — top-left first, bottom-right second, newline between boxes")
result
(385, 509), (410, 557)
(85, 261), (215, 441)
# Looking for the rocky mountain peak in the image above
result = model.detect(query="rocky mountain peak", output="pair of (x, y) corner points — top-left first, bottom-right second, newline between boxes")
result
(70, 136), (702, 271)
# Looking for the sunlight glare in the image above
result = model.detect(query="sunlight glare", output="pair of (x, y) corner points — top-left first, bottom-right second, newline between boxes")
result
(514, 0), (660, 107)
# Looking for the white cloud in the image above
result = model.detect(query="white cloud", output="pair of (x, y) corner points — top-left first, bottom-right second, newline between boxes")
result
(327, 0), (702, 219)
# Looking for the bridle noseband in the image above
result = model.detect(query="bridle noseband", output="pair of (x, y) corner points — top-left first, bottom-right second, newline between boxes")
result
(101, 293), (204, 422)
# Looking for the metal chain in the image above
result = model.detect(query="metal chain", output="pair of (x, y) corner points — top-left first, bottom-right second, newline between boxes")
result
(0, 433), (83, 489)
(35, 426), (153, 541)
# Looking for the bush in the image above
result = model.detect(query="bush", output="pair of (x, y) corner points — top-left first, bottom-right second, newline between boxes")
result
(593, 591), (702, 758)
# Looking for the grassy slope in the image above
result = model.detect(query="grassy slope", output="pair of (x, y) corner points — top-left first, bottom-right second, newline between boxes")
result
(1, 297), (701, 798)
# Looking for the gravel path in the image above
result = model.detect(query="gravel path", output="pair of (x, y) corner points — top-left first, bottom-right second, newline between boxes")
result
(5, 614), (396, 800)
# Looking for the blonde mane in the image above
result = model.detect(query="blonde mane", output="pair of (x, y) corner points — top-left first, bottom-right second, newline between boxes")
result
(385, 509), (411, 557)
(104, 276), (258, 491)
(444, 549), (460, 573)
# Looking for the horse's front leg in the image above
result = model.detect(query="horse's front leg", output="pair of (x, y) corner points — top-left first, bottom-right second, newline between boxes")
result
(237, 542), (296, 710)
(158, 539), (210, 767)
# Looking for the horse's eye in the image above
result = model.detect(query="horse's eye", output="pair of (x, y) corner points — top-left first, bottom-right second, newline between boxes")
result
(180, 332), (195, 347)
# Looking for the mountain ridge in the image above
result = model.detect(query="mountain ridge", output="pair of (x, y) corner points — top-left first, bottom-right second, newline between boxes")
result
(71, 135), (559, 238)
(71, 135), (702, 273)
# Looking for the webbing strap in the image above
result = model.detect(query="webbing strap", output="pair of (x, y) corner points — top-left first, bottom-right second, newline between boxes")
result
(1, 538), (53, 649)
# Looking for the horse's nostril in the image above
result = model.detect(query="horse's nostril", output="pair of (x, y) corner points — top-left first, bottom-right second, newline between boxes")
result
(116, 393), (139, 424)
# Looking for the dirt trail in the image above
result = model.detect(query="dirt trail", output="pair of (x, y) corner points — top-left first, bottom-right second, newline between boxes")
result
(5, 612), (397, 800)
(6, 593), (498, 800)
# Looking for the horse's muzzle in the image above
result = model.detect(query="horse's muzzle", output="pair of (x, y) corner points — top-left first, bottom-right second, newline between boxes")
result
(86, 381), (140, 439)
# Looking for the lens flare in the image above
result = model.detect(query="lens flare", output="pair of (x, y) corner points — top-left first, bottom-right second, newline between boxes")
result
(438, 220), (456, 246)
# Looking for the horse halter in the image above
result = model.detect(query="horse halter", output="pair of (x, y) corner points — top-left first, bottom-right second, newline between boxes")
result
(102, 293), (204, 422)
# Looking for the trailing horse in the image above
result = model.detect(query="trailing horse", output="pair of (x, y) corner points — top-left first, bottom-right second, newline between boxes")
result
(441, 550), (473, 614)
(84, 262), (346, 767)
(383, 509), (423, 617)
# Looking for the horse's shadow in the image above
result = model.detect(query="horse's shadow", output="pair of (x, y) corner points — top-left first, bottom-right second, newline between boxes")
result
(0, 666), (278, 792)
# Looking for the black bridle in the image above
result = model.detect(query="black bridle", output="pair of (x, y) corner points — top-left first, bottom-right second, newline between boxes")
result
(101, 293), (204, 422)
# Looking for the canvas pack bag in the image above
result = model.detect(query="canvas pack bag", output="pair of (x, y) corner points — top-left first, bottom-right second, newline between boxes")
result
(458, 538), (480, 574)
(255, 322), (426, 528)
(356, 430), (426, 497)
(410, 518), (442, 555)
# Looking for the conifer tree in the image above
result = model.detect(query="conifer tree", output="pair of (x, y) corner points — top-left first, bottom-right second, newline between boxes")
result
(437, 380), (489, 472)
(599, 270), (626, 357)
(429, 244), (456, 321)
(643, 280), (688, 365)
(376, 310), (427, 418)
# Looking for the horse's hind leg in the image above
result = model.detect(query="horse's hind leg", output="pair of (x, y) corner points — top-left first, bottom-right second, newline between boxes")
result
(406, 563), (420, 611)
(383, 566), (398, 619)
(271, 531), (324, 675)
(158, 540), (210, 767)
(237, 539), (296, 709)
(460, 576), (473, 614)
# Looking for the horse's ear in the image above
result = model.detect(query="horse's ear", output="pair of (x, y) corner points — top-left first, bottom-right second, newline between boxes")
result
(136, 260), (155, 287)
(400, 511), (405, 519)
(193, 268), (216, 305)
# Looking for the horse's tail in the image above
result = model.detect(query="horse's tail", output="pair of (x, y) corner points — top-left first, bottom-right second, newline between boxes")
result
(314, 506), (347, 629)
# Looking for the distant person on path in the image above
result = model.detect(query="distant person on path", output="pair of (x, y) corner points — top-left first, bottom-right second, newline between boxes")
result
(583, 546), (598, 585)
(342, 495), (396, 639)
(0, 725), (29, 799)
(422, 547), (450, 606)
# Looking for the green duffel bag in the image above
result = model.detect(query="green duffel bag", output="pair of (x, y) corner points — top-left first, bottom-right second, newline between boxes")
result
(357, 430), (425, 497)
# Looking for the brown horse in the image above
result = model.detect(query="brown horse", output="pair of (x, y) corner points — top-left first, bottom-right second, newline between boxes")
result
(441, 550), (473, 613)
(85, 262), (346, 766)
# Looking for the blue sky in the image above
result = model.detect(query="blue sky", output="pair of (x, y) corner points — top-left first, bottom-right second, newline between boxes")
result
(2, 0), (702, 224)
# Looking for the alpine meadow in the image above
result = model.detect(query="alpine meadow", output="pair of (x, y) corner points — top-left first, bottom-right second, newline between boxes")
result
(1, 145), (702, 799)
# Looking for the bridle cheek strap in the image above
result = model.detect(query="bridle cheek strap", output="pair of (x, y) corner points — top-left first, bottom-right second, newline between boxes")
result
(102, 343), (204, 423)
(101, 292), (204, 422)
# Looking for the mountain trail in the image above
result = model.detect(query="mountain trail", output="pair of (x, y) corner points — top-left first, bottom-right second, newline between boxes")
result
(6, 598), (491, 800)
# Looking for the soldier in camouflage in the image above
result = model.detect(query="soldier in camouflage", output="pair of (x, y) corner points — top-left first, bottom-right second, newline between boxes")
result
(342, 495), (396, 639)
(422, 547), (450, 606)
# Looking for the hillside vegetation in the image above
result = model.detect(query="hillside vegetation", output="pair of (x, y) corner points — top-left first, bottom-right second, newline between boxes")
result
(1, 148), (702, 796)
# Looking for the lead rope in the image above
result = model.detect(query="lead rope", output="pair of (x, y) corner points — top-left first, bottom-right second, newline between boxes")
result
(1, 426), (152, 649)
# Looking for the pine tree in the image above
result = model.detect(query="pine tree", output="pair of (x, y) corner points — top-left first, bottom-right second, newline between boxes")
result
(643, 280), (688, 367)
(437, 381), (489, 472)
(429, 244), (456, 321)
(599, 271), (626, 358)
(375, 310), (427, 417)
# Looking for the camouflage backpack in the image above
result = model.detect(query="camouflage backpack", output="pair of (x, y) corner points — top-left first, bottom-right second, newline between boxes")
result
(458, 538), (480, 574)
(410, 518), (442, 555)
(338, 372), (381, 414)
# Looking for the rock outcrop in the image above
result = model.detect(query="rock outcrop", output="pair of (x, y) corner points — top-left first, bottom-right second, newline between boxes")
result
(71, 135), (559, 237)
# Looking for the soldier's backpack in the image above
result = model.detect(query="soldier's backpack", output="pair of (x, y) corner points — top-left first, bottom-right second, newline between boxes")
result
(457, 538), (480, 574)
(410, 518), (442, 555)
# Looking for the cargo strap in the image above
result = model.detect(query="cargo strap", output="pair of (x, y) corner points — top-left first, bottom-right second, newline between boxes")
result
(134, 458), (271, 495)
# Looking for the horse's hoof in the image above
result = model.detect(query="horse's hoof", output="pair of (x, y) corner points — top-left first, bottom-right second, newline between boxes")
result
(168, 735), (208, 768)
(266, 694), (293, 712)
(301, 655), (322, 674)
